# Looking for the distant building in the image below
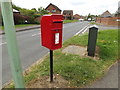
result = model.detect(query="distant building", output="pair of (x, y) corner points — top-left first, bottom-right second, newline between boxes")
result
(63, 10), (73, 20)
(45, 3), (62, 14)
(13, 9), (20, 14)
(73, 14), (81, 20)
(115, 7), (120, 17)
(96, 10), (119, 26)
(100, 10), (112, 18)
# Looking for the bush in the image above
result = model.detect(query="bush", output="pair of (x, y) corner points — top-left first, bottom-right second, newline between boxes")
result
(13, 13), (25, 24)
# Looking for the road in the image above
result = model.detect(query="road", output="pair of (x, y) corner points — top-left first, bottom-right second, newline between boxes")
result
(1, 21), (89, 85)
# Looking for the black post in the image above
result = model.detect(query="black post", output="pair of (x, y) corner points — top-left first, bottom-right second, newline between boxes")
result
(87, 25), (98, 57)
(50, 50), (53, 82)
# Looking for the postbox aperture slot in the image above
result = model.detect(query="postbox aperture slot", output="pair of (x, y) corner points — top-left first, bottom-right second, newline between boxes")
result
(53, 21), (62, 23)
(53, 20), (63, 23)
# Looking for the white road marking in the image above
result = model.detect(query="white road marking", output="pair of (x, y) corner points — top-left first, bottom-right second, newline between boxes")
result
(82, 26), (89, 34)
(32, 33), (40, 37)
(0, 42), (7, 46)
(74, 24), (89, 36)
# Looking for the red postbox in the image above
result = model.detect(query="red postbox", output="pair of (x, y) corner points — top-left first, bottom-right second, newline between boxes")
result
(41, 14), (63, 50)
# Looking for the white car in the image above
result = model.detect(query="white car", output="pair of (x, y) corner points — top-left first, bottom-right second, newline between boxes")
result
(79, 19), (84, 21)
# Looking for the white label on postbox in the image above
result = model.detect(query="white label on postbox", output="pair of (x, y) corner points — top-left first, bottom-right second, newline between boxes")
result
(55, 33), (59, 44)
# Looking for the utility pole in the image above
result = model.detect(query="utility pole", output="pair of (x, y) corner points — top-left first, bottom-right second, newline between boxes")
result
(1, 0), (25, 88)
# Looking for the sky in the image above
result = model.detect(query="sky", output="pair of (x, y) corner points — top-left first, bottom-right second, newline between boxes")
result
(12, 0), (119, 16)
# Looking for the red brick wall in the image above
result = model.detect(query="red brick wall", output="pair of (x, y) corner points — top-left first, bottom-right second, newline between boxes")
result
(96, 17), (120, 26)
(46, 5), (61, 14)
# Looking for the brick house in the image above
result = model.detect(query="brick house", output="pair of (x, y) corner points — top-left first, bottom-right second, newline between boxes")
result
(73, 14), (81, 20)
(100, 10), (112, 18)
(63, 10), (73, 20)
(45, 3), (62, 14)
(96, 10), (119, 26)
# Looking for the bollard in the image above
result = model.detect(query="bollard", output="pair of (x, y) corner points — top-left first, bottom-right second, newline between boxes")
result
(87, 25), (98, 57)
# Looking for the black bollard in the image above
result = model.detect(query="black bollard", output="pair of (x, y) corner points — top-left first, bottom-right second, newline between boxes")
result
(87, 25), (98, 57)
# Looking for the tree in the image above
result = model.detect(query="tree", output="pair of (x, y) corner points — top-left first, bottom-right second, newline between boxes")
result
(12, 4), (21, 11)
(31, 8), (37, 12)
(20, 9), (36, 16)
(38, 7), (48, 16)
(87, 13), (92, 21)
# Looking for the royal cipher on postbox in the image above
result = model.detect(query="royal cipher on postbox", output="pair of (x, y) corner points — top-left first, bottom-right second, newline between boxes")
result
(40, 14), (63, 50)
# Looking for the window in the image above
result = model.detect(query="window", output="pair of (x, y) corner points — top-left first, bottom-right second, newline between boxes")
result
(47, 9), (50, 12)
(64, 13), (66, 15)
(52, 9), (56, 12)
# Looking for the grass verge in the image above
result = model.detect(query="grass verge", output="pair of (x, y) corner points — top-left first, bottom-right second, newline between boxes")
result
(63, 20), (79, 24)
(90, 22), (100, 25)
(0, 24), (37, 30)
(5, 29), (118, 88)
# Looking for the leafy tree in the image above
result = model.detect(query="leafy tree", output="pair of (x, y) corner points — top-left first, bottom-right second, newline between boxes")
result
(31, 8), (37, 12)
(20, 9), (36, 16)
(12, 4), (21, 10)
(38, 7), (48, 16)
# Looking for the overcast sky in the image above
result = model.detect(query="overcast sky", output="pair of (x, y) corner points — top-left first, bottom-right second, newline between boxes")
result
(12, 0), (119, 16)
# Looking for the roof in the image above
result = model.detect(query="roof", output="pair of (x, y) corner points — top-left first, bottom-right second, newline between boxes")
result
(13, 9), (20, 13)
(73, 14), (80, 16)
(45, 3), (61, 11)
(101, 10), (112, 17)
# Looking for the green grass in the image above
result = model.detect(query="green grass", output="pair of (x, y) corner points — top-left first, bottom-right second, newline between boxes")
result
(5, 29), (118, 88)
(90, 22), (100, 25)
(0, 24), (37, 30)
(15, 24), (36, 28)
(63, 20), (79, 24)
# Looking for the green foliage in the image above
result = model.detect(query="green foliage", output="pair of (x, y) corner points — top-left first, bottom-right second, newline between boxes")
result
(38, 7), (48, 16)
(12, 4), (48, 24)
(20, 9), (35, 17)
(12, 4), (21, 10)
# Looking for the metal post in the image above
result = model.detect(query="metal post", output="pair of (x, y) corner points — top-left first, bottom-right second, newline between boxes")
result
(1, 1), (25, 88)
(87, 25), (98, 57)
(0, 4), (2, 89)
(50, 50), (53, 82)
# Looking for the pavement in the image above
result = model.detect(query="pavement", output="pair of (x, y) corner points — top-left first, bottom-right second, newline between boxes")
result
(87, 62), (119, 88)
(0, 25), (40, 35)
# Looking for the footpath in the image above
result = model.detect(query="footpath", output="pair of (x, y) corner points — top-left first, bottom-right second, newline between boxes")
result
(0, 25), (40, 35)
(87, 62), (119, 88)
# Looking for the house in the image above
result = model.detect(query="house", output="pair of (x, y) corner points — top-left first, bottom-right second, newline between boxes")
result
(100, 10), (112, 18)
(63, 10), (73, 20)
(73, 14), (81, 20)
(45, 3), (62, 14)
(13, 9), (20, 14)
(115, 7), (120, 17)
(96, 10), (119, 26)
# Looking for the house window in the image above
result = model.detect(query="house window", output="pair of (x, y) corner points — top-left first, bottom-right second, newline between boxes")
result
(52, 9), (56, 12)
(64, 13), (66, 15)
(47, 10), (50, 12)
